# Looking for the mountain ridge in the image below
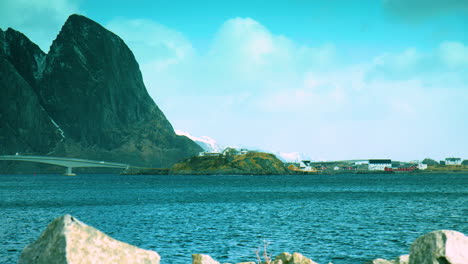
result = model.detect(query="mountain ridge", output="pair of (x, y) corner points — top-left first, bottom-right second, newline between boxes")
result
(0, 14), (202, 172)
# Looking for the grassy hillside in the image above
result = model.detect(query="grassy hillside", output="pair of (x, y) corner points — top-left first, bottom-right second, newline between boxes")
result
(424, 165), (468, 173)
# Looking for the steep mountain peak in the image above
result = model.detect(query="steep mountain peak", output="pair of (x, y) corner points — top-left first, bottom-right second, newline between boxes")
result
(60, 14), (116, 40)
(66, 13), (98, 25)
(1, 27), (46, 88)
(5, 27), (44, 53)
(41, 14), (159, 146)
(48, 14), (125, 64)
(37, 14), (201, 166)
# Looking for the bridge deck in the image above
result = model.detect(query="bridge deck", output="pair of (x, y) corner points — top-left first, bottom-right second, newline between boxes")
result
(0, 155), (129, 175)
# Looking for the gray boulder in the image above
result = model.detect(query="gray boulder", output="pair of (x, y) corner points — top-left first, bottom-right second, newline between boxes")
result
(272, 252), (292, 264)
(365, 259), (395, 264)
(192, 254), (220, 264)
(270, 252), (318, 264)
(409, 230), (468, 264)
(396, 255), (409, 264)
(365, 255), (408, 264)
(18, 214), (160, 264)
(290, 252), (318, 264)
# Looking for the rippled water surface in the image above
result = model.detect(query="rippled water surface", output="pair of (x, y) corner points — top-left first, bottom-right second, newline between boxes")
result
(1, 173), (467, 264)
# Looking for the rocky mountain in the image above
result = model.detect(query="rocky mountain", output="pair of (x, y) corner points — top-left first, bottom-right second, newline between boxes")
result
(0, 14), (202, 172)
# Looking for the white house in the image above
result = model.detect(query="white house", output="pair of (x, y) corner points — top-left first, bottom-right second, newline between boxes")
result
(333, 166), (340, 171)
(199, 152), (222, 157)
(445, 157), (462, 165)
(418, 163), (428, 170)
(368, 159), (392, 171)
(239, 149), (249, 155)
(299, 160), (314, 171)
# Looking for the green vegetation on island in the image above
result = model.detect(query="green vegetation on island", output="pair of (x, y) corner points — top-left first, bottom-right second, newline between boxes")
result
(170, 151), (289, 175)
(423, 165), (468, 173)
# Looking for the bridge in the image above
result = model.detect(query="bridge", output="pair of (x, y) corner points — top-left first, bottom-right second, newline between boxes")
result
(0, 155), (129, 176)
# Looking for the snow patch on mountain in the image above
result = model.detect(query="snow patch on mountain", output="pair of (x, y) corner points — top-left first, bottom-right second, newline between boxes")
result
(267, 151), (312, 163)
(175, 130), (223, 153)
(276, 152), (304, 162)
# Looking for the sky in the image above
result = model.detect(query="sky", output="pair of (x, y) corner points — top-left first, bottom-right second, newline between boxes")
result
(1, 0), (467, 161)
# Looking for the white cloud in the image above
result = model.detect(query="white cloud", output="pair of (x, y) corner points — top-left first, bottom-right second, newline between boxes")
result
(107, 18), (195, 70)
(204, 18), (337, 92)
(374, 48), (422, 70)
(439, 41), (468, 68)
(0, 0), (80, 52)
(366, 41), (468, 89)
(212, 18), (275, 65)
(102, 16), (468, 161)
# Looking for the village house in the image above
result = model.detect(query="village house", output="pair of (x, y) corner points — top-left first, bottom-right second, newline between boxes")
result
(368, 159), (392, 171)
(445, 157), (462, 165)
(299, 160), (314, 171)
(199, 152), (222, 157)
(418, 163), (428, 170)
(239, 149), (249, 155)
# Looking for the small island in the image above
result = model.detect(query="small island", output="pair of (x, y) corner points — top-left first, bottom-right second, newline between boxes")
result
(171, 149), (289, 175)
(123, 148), (289, 175)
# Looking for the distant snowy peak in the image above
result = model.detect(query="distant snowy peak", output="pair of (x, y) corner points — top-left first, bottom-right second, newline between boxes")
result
(274, 152), (315, 163)
(175, 130), (223, 153)
(175, 130), (314, 162)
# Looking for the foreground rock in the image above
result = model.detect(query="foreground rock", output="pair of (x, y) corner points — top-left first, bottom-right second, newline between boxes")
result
(409, 230), (468, 264)
(365, 256), (409, 264)
(395, 255), (409, 264)
(271, 252), (319, 264)
(192, 254), (221, 264)
(19, 214), (160, 264)
(192, 252), (318, 264)
(365, 258), (395, 264)
(368, 230), (467, 264)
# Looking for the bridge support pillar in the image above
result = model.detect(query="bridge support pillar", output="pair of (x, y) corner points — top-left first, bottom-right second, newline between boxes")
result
(64, 167), (76, 176)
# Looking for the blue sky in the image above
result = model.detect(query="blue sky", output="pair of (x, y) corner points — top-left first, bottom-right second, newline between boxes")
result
(1, 0), (467, 161)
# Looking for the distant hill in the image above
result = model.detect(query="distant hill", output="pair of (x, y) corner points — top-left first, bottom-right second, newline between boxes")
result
(171, 152), (289, 175)
(0, 14), (202, 173)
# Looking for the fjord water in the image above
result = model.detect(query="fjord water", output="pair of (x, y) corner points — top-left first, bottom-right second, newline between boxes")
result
(1, 174), (467, 264)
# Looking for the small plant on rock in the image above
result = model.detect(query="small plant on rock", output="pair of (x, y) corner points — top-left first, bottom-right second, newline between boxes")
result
(256, 240), (272, 264)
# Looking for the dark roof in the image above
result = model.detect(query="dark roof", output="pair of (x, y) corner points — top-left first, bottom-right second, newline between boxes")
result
(445, 157), (461, 161)
(369, 159), (392, 164)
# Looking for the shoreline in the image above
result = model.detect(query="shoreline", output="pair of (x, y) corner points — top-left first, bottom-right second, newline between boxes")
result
(122, 169), (468, 176)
